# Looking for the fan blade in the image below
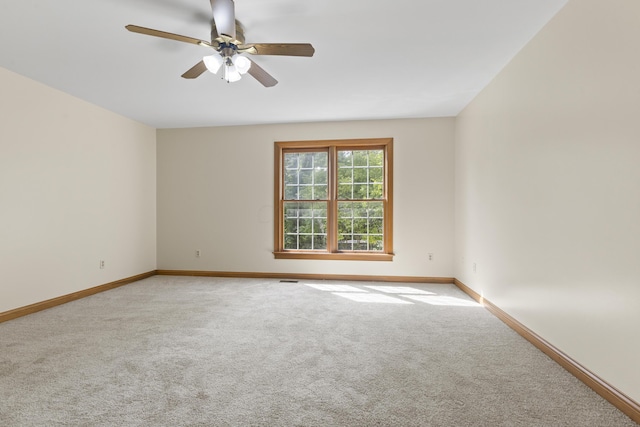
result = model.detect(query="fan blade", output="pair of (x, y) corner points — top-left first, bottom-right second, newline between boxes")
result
(210, 19), (219, 41)
(126, 25), (211, 47)
(243, 43), (315, 57)
(182, 61), (208, 79)
(247, 59), (278, 87)
(210, 0), (236, 39)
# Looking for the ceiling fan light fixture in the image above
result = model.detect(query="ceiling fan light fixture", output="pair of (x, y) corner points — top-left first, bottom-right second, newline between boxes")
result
(224, 63), (242, 82)
(126, 0), (313, 87)
(203, 54), (223, 74)
(233, 55), (251, 75)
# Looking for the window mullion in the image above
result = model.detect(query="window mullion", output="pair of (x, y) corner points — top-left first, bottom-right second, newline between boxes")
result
(328, 146), (337, 253)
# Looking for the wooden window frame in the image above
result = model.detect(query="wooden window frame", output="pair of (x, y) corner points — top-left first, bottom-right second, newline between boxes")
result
(274, 138), (394, 261)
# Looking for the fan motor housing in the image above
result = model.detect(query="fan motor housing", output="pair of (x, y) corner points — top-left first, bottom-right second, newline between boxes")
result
(212, 20), (246, 45)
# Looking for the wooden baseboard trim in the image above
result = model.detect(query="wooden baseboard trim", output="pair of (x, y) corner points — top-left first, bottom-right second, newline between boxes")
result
(454, 279), (640, 424)
(156, 270), (455, 284)
(0, 271), (157, 324)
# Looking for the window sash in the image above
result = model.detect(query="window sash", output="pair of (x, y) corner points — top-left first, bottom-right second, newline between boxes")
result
(283, 201), (328, 251)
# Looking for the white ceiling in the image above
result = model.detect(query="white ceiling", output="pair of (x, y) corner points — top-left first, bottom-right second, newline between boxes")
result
(0, 0), (567, 129)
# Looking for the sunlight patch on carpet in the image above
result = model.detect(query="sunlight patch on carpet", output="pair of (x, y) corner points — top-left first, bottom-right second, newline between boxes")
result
(364, 286), (435, 295)
(332, 293), (414, 304)
(304, 284), (367, 292)
(402, 295), (481, 307)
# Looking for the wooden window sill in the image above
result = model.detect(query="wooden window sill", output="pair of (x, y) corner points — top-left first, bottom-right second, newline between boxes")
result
(273, 251), (394, 261)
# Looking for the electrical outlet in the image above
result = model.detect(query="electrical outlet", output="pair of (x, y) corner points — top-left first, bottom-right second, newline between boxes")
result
(473, 263), (477, 273)
(428, 253), (433, 261)
(99, 260), (105, 269)
(195, 250), (201, 258)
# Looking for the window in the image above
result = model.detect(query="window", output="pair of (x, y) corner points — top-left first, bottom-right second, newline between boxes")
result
(274, 138), (393, 260)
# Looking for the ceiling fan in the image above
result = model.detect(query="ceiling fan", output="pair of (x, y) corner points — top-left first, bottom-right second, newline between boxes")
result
(126, 0), (315, 87)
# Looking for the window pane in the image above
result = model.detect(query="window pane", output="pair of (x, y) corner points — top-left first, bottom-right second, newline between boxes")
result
(369, 235), (383, 251)
(283, 151), (328, 201)
(354, 203), (367, 218)
(338, 150), (352, 167)
(337, 201), (384, 252)
(353, 235), (367, 251)
(353, 151), (368, 167)
(299, 234), (313, 250)
(284, 185), (298, 200)
(314, 168), (327, 184)
(315, 185), (328, 200)
(369, 167), (383, 183)
(299, 218), (312, 234)
(284, 166), (299, 199)
(300, 153), (314, 168)
(315, 153), (327, 168)
(370, 183), (383, 199)
(338, 183), (352, 199)
(370, 203), (384, 217)
(314, 235), (327, 250)
(285, 234), (297, 249)
(353, 168), (367, 183)
(337, 149), (384, 201)
(284, 218), (298, 234)
(284, 154), (298, 169)
(299, 185), (313, 200)
(353, 184), (367, 199)
(369, 150), (383, 167)
(285, 169), (298, 185)
(299, 169), (312, 185)
(314, 218), (326, 234)
(338, 218), (352, 234)
(369, 218), (383, 234)
(338, 167), (352, 184)
(338, 240), (352, 251)
(353, 218), (368, 234)
(283, 202), (327, 250)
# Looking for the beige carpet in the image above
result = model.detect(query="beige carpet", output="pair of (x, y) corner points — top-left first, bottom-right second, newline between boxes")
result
(0, 275), (636, 426)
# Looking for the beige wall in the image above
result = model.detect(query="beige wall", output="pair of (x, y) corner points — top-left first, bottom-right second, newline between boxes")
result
(0, 67), (157, 313)
(157, 118), (455, 278)
(3, 0), (638, 408)
(455, 0), (640, 401)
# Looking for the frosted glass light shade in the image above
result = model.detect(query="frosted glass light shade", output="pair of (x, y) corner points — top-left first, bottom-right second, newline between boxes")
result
(224, 64), (242, 82)
(233, 55), (251, 75)
(203, 54), (223, 74)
